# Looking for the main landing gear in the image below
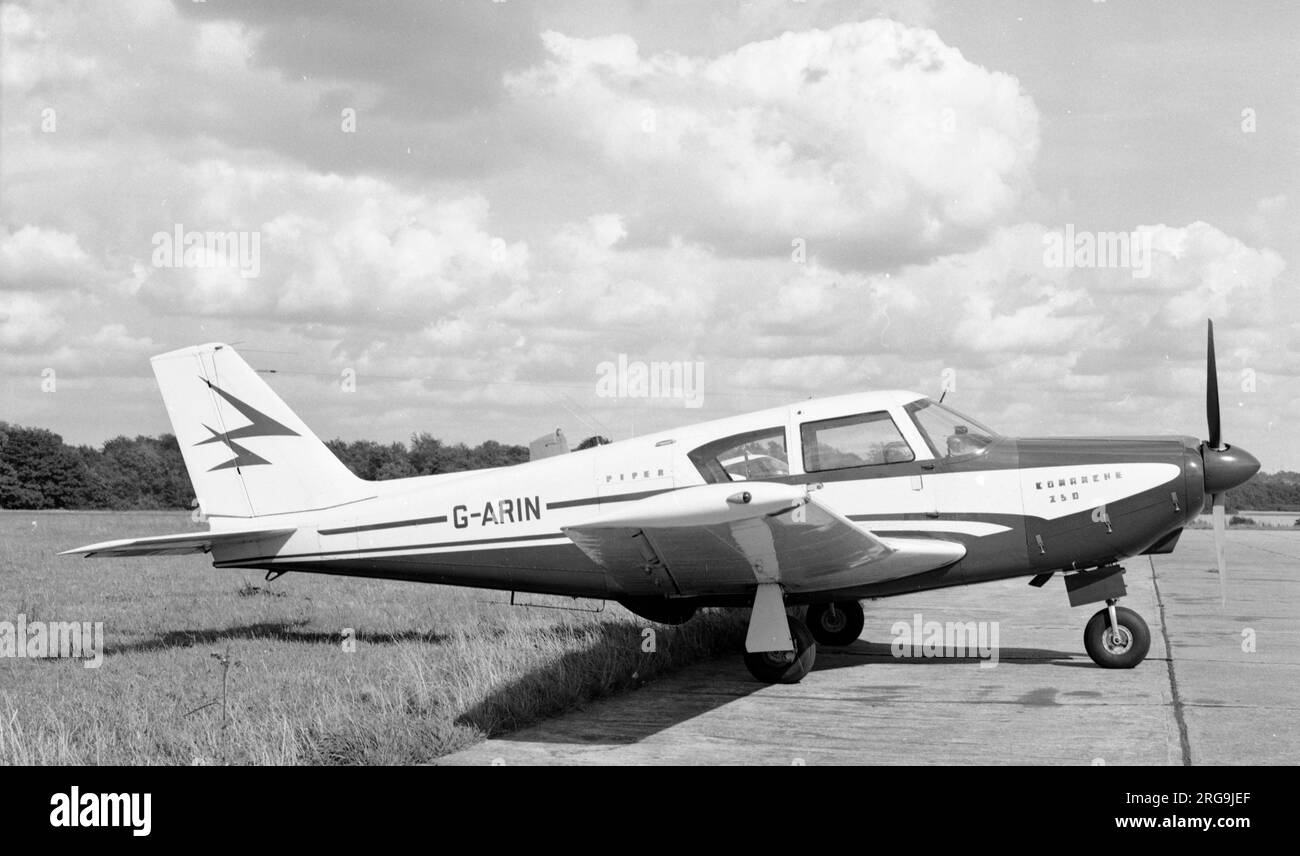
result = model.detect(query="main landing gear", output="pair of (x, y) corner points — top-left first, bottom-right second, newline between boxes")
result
(742, 589), (866, 683)
(1057, 564), (1151, 669)
(806, 600), (865, 647)
(743, 616), (817, 684)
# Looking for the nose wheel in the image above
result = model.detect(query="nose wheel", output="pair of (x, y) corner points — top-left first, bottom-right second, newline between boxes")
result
(806, 600), (865, 647)
(1083, 601), (1150, 668)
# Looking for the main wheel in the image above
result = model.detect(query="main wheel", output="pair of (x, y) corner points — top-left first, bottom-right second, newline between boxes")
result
(1083, 605), (1151, 668)
(743, 616), (816, 684)
(806, 600), (865, 647)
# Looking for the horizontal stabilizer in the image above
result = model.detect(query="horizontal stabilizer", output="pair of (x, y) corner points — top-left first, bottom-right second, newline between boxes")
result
(61, 527), (295, 558)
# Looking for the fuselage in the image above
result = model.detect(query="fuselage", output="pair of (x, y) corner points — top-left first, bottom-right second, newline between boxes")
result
(208, 390), (1207, 607)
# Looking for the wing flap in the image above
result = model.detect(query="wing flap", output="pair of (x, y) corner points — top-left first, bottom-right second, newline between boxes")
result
(61, 527), (296, 558)
(563, 483), (964, 596)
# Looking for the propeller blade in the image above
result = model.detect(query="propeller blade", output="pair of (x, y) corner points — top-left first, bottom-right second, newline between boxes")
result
(1207, 319), (1222, 449)
(1211, 492), (1227, 606)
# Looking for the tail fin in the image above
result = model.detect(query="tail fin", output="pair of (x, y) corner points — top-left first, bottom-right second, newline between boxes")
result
(152, 343), (369, 520)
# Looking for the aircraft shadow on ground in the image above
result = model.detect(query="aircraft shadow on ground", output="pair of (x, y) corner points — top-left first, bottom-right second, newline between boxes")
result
(105, 621), (449, 656)
(458, 635), (1089, 747)
(825, 639), (1084, 665)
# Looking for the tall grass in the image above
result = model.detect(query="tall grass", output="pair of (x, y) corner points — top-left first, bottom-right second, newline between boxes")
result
(0, 511), (745, 764)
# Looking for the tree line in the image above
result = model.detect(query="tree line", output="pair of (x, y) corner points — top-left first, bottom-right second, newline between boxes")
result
(0, 421), (605, 510)
(0, 420), (1295, 512)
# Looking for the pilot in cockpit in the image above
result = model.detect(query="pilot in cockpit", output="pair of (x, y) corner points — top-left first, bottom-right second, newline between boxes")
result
(946, 424), (978, 457)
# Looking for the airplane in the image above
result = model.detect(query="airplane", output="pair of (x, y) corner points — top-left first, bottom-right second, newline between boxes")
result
(64, 321), (1260, 683)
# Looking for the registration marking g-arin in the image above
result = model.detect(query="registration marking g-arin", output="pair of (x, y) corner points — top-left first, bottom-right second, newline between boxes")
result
(452, 496), (542, 528)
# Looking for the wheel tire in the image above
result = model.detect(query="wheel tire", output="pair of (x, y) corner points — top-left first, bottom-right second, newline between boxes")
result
(1083, 605), (1151, 668)
(743, 616), (817, 684)
(806, 600), (865, 647)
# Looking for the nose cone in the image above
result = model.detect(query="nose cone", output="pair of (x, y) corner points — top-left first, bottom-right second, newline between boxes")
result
(1202, 444), (1261, 494)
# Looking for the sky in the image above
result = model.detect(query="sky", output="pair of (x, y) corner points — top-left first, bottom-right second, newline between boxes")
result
(2, 0), (1297, 469)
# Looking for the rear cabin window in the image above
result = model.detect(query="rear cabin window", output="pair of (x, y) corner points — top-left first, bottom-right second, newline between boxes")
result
(800, 411), (914, 472)
(687, 427), (789, 484)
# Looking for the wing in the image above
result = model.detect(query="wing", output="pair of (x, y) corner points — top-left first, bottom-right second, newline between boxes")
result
(562, 482), (964, 598)
(61, 527), (296, 558)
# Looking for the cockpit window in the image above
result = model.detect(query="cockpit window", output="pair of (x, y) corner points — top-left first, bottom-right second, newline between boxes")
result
(688, 427), (789, 484)
(800, 411), (914, 472)
(907, 399), (998, 460)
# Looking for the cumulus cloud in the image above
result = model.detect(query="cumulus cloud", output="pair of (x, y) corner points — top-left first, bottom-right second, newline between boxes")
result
(0, 291), (64, 350)
(0, 225), (100, 291)
(506, 20), (1039, 267)
(1150, 222), (1288, 327)
(0, 2), (97, 92)
(137, 161), (529, 327)
(177, 0), (544, 119)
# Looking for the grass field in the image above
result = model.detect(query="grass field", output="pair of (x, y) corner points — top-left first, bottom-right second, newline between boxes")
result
(0, 511), (745, 765)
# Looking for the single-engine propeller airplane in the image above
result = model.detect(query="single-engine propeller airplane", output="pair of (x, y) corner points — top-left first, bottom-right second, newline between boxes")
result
(65, 321), (1260, 683)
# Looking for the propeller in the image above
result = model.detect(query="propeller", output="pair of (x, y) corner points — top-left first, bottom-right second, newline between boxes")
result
(1199, 320), (1260, 606)
(1206, 320), (1221, 450)
(1211, 499), (1227, 604)
(1207, 320), (1226, 605)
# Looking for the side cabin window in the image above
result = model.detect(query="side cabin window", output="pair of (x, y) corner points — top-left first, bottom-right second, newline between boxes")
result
(800, 411), (914, 472)
(688, 427), (789, 484)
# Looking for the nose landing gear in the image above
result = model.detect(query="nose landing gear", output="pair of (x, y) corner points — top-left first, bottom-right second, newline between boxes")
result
(1062, 565), (1152, 668)
(1083, 600), (1151, 668)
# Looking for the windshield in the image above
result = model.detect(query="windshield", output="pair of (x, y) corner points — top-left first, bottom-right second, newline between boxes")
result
(907, 399), (999, 460)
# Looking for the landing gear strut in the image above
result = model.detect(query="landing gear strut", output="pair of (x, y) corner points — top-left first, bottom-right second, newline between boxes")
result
(806, 600), (865, 647)
(743, 616), (816, 683)
(1083, 599), (1151, 668)
(1063, 564), (1151, 669)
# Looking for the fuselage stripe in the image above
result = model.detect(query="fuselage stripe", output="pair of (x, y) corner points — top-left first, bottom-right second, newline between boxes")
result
(847, 517), (1013, 537)
(319, 515), (448, 535)
(546, 488), (673, 510)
